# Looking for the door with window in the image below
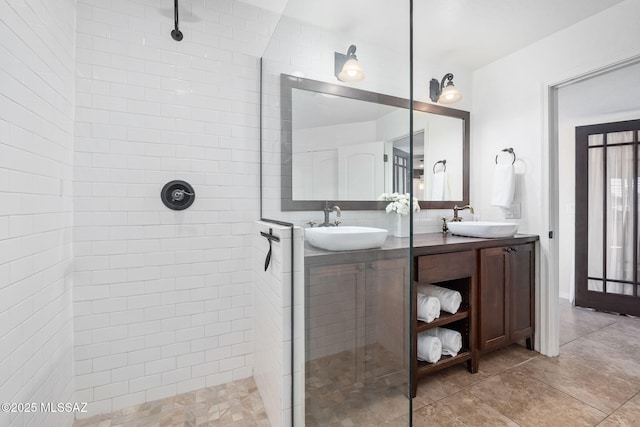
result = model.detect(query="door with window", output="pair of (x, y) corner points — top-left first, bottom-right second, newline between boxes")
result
(575, 119), (640, 315)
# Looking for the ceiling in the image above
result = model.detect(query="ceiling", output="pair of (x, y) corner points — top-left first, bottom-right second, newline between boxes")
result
(238, 0), (625, 71)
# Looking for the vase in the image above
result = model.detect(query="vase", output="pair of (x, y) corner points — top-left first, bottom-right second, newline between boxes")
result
(393, 214), (410, 238)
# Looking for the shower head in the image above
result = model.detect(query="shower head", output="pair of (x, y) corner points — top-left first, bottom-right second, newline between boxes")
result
(171, 28), (183, 41)
(171, 0), (183, 41)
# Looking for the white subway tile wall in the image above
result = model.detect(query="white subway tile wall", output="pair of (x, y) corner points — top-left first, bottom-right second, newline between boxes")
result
(73, 0), (278, 418)
(252, 222), (305, 427)
(0, 0), (76, 426)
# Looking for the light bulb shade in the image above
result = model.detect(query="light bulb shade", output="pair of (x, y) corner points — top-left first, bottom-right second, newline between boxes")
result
(338, 58), (365, 82)
(430, 73), (462, 104)
(438, 83), (462, 104)
(335, 45), (365, 82)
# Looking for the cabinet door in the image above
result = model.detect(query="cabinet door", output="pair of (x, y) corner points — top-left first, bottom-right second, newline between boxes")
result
(479, 247), (509, 351)
(508, 243), (535, 342)
(366, 258), (409, 369)
(306, 262), (365, 393)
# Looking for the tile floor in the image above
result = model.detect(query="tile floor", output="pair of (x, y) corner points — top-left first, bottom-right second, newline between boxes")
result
(72, 378), (270, 427)
(75, 299), (640, 426)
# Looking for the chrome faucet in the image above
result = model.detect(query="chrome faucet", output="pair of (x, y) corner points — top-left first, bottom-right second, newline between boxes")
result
(452, 204), (474, 222)
(320, 201), (341, 227)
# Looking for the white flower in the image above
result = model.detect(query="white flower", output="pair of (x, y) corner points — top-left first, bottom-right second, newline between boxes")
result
(378, 192), (420, 216)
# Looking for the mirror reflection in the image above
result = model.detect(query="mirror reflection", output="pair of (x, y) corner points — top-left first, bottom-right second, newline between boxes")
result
(282, 74), (469, 211)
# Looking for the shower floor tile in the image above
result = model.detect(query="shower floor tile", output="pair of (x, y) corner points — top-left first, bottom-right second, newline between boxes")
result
(72, 377), (269, 427)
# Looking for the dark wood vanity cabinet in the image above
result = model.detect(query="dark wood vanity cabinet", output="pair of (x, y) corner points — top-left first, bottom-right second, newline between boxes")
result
(305, 233), (538, 398)
(477, 242), (535, 354)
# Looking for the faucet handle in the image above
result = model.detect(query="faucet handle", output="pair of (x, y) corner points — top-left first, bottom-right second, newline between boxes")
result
(307, 220), (316, 227)
(333, 220), (341, 226)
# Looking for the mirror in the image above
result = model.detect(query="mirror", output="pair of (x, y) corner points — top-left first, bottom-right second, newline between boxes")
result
(281, 74), (469, 211)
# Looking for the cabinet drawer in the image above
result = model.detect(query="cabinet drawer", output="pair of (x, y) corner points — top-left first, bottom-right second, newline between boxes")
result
(417, 250), (475, 283)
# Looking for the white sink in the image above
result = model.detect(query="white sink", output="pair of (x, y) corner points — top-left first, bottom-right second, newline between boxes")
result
(305, 226), (388, 251)
(447, 221), (519, 238)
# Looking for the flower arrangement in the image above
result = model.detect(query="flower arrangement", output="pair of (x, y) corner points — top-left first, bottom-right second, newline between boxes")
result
(377, 192), (420, 216)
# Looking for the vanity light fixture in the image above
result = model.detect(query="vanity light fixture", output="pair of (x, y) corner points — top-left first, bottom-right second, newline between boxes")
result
(429, 73), (462, 104)
(334, 45), (365, 82)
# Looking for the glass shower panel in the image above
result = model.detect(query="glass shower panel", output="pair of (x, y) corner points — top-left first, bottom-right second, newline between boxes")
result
(260, 1), (412, 426)
(588, 146), (604, 283)
(606, 145), (634, 286)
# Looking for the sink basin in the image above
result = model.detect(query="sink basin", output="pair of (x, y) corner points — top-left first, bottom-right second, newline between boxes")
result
(305, 226), (388, 251)
(447, 221), (518, 238)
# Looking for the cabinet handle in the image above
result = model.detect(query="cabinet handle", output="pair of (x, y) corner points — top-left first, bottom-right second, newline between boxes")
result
(504, 247), (512, 253)
(511, 246), (518, 252)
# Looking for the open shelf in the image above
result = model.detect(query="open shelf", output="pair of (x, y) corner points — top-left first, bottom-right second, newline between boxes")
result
(411, 264), (477, 398)
(416, 350), (472, 376)
(416, 306), (470, 333)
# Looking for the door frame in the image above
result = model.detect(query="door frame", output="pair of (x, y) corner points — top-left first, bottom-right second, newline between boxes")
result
(542, 55), (640, 357)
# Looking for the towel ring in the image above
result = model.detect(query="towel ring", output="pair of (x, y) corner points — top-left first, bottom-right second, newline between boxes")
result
(433, 159), (446, 174)
(495, 148), (516, 165)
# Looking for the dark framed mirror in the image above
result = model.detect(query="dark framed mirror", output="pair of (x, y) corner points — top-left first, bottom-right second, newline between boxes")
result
(280, 74), (470, 211)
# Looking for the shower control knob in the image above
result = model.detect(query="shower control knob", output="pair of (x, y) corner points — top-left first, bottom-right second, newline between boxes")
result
(172, 189), (185, 201)
(171, 189), (193, 201)
(161, 180), (195, 210)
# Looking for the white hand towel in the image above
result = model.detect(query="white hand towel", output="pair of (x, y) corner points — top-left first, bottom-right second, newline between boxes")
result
(491, 163), (515, 208)
(424, 327), (462, 357)
(417, 294), (441, 323)
(431, 171), (450, 201)
(417, 333), (442, 363)
(418, 284), (462, 314)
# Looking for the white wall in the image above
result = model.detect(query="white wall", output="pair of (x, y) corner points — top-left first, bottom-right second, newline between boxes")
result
(472, 0), (640, 230)
(0, 1), (76, 426)
(72, 0), (278, 417)
(472, 0), (640, 355)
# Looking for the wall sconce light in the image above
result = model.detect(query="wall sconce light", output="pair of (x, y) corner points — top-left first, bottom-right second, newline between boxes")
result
(334, 45), (365, 82)
(429, 73), (462, 104)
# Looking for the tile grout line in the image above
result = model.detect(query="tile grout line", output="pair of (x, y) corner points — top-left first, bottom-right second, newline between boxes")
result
(594, 389), (640, 426)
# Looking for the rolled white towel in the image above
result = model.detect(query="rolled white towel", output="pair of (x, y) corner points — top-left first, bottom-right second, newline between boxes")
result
(418, 284), (462, 314)
(424, 327), (462, 357)
(417, 333), (442, 363)
(417, 293), (440, 323)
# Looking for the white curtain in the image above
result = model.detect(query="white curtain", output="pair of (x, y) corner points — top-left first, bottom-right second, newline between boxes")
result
(586, 131), (635, 296)
(606, 131), (635, 295)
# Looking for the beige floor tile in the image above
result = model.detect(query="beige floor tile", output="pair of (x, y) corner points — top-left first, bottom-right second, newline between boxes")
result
(598, 393), (640, 427)
(73, 378), (268, 427)
(560, 336), (640, 384)
(475, 344), (539, 376)
(515, 355), (638, 414)
(412, 390), (518, 427)
(468, 369), (607, 426)
(413, 363), (488, 402)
